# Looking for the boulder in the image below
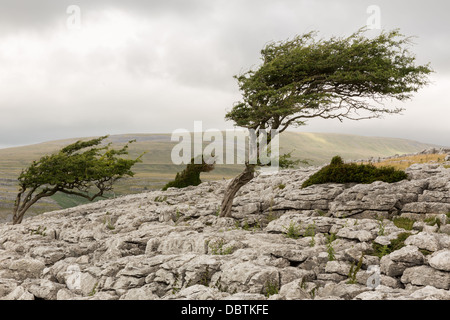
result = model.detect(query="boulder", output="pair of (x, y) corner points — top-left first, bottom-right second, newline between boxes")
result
(401, 266), (450, 290)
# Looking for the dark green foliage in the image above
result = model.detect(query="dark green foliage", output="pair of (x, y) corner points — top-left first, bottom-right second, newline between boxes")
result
(372, 232), (412, 258)
(330, 155), (344, 166)
(226, 28), (432, 133)
(301, 156), (408, 188)
(162, 156), (215, 191)
(12, 136), (141, 224)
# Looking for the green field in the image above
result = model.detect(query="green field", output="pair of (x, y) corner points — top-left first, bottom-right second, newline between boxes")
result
(0, 131), (441, 222)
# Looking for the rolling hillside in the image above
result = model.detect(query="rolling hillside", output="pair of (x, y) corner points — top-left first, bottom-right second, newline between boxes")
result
(0, 132), (442, 222)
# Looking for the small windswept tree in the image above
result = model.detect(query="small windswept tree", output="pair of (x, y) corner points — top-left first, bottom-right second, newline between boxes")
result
(12, 136), (142, 224)
(219, 28), (433, 218)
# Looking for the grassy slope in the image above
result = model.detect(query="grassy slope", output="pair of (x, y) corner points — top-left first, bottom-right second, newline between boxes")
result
(0, 132), (441, 221)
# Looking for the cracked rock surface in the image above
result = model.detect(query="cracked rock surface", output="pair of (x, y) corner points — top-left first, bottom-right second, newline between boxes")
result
(0, 163), (449, 300)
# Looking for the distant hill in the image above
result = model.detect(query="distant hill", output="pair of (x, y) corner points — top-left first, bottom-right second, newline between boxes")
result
(0, 132), (442, 221)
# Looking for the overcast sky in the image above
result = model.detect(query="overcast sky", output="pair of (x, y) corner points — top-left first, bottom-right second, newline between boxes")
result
(0, 0), (449, 148)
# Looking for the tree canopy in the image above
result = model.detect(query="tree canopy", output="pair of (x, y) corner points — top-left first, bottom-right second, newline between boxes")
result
(12, 136), (142, 224)
(219, 28), (432, 218)
(226, 28), (432, 133)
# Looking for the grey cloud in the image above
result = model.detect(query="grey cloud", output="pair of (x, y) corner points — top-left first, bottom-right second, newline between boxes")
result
(0, 0), (448, 148)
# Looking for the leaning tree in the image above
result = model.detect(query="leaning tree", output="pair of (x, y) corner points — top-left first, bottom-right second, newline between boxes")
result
(12, 136), (142, 224)
(219, 28), (433, 218)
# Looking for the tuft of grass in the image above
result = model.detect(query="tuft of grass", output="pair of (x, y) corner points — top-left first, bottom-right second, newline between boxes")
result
(304, 223), (316, 247)
(372, 232), (412, 258)
(88, 283), (98, 297)
(326, 233), (337, 261)
(347, 254), (364, 284)
(377, 216), (386, 236)
(393, 217), (415, 230)
(29, 225), (47, 237)
(154, 195), (167, 202)
(424, 217), (441, 228)
(207, 239), (234, 255)
(283, 221), (302, 239)
(264, 280), (279, 297)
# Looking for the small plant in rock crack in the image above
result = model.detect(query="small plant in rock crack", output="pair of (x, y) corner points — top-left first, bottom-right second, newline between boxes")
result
(29, 225), (47, 236)
(207, 239), (234, 255)
(424, 217), (441, 228)
(304, 222), (316, 247)
(264, 280), (279, 297)
(175, 209), (183, 222)
(347, 254), (364, 284)
(154, 195), (168, 202)
(199, 266), (211, 287)
(326, 233), (337, 261)
(393, 217), (415, 231)
(171, 273), (182, 294)
(266, 198), (279, 223)
(88, 283), (98, 297)
(377, 216), (386, 236)
(283, 221), (302, 239)
(104, 217), (115, 230)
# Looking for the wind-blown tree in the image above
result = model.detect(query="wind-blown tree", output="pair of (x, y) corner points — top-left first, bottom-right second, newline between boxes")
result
(12, 136), (142, 224)
(219, 28), (432, 218)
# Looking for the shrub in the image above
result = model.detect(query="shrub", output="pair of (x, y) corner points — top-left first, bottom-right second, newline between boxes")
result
(162, 156), (214, 191)
(301, 155), (408, 188)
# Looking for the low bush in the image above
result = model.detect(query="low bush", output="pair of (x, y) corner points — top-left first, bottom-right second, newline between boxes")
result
(162, 156), (215, 191)
(301, 156), (408, 188)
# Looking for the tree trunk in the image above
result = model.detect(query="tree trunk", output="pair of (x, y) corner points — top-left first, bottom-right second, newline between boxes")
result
(219, 164), (256, 218)
(12, 210), (25, 225)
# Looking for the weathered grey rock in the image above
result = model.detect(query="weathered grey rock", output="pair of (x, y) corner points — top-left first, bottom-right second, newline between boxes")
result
(404, 232), (441, 252)
(1, 286), (34, 300)
(317, 282), (370, 300)
(0, 279), (18, 298)
(217, 261), (280, 295)
(409, 285), (450, 300)
(380, 256), (408, 277)
(428, 250), (450, 272)
(119, 286), (160, 300)
(401, 266), (450, 290)
(7, 258), (46, 280)
(336, 228), (376, 242)
(389, 245), (425, 265)
(1, 162), (450, 300)
(325, 260), (353, 276)
(166, 284), (229, 300)
(23, 279), (65, 300)
(278, 279), (311, 300)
